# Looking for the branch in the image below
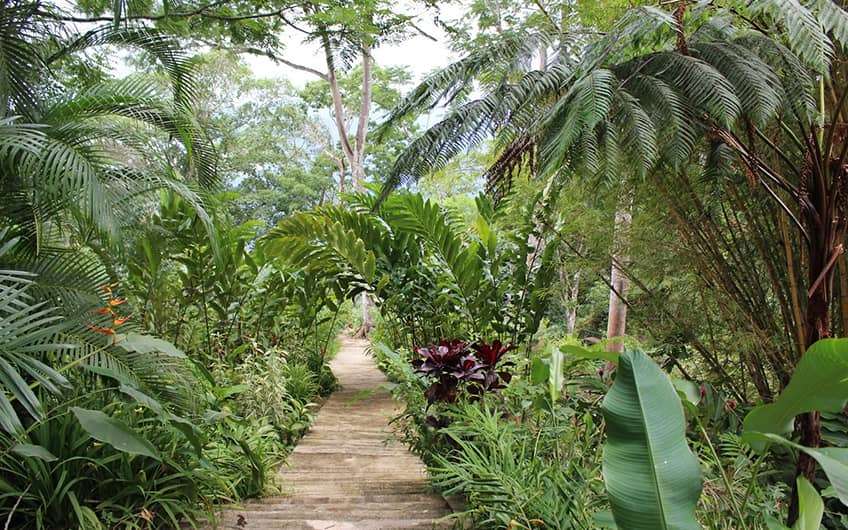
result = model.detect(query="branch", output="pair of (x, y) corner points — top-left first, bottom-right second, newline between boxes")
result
(273, 54), (328, 80)
(355, 46), (372, 155)
(38, 0), (298, 23)
(530, 0), (557, 30)
(408, 21), (437, 42)
(197, 39), (328, 80)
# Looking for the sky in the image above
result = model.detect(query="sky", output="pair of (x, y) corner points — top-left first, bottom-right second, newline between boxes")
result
(241, 4), (464, 89)
(231, 3), (467, 137)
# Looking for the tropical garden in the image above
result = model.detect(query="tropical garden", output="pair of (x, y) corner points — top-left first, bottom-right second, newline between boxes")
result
(1, 0), (847, 528)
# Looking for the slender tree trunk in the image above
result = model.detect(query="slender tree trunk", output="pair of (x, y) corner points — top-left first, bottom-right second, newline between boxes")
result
(351, 47), (374, 337)
(281, 23), (377, 338)
(352, 45), (372, 190)
(565, 269), (580, 335)
(606, 192), (633, 353)
(838, 254), (848, 336)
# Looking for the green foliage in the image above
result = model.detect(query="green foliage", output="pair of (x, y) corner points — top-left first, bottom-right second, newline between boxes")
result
(431, 403), (594, 529)
(189, 52), (337, 229)
(601, 350), (702, 530)
(744, 339), (848, 448)
(0, 394), (215, 528)
(264, 189), (562, 345)
(742, 339), (848, 514)
(283, 362), (320, 405)
(0, 4), (344, 527)
(71, 407), (160, 459)
(793, 476), (825, 530)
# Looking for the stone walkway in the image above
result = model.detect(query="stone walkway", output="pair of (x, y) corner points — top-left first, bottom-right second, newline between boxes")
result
(213, 336), (451, 529)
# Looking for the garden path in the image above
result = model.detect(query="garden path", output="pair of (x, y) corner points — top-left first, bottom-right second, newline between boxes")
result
(213, 336), (452, 529)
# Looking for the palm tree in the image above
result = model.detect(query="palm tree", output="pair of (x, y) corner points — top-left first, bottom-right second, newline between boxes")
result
(0, 0), (217, 431)
(378, 0), (848, 522)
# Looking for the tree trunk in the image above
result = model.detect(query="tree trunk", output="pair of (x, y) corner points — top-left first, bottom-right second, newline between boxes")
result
(353, 292), (374, 338)
(321, 39), (375, 337)
(351, 48), (373, 336)
(606, 193), (633, 353)
(566, 270), (580, 335)
(838, 253), (848, 336)
(787, 144), (845, 523)
(352, 45), (372, 190)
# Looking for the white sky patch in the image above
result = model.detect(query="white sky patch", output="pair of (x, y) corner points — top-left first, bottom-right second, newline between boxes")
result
(243, 3), (463, 90)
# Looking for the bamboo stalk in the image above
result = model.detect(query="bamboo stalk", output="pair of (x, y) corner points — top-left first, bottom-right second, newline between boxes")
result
(839, 253), (848, 336)
(779, 212), (807, 354)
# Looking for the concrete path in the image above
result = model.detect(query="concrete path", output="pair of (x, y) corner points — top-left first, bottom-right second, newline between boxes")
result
(213, 336), (451, 529)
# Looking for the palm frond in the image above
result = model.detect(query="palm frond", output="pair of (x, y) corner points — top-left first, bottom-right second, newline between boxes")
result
(376, 31), (550, 139)
(0, 0), (44, 115)
(0, 231), (73, 433)
(381, 65), (573, 201)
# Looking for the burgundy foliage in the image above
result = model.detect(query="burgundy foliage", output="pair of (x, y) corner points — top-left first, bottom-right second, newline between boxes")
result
(412, 339), (513, 403)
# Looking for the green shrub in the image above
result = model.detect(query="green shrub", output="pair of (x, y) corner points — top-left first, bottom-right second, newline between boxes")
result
(283, 362), (320, 404)
(431, 403), (597, 529)
(0, 395), (220, 529)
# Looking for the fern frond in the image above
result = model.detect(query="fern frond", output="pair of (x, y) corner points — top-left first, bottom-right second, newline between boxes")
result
(692, 41), (784, 127)
(749, 0), (833, 73)
(376, 32), (550, 138)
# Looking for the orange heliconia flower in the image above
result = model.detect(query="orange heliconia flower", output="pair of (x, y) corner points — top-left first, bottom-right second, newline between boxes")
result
(87, 324), (116, 335)
(113, 315), (130, 326)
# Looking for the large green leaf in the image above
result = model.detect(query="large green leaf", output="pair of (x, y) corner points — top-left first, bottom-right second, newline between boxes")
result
(793, 476), (824, 530)
(744, 338), (848, 450)
(115, 332), (185, 358)
(11, 443), (57, 462)
(548, 347), (564, 403)
(601, 350), (703, 530)
(749, 432), (848, 506)
(71, 407), (159, 460)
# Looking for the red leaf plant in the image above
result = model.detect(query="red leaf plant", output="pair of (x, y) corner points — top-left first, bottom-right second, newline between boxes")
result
(412, 339), (514, 403)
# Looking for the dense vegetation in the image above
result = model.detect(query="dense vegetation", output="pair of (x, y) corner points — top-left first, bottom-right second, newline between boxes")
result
(0, 3), (345, 528)
(2, 0), (848, 529)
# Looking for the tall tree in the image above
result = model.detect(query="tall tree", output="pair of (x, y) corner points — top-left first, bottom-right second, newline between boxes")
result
(61, 0), (433, 335)
(605, 191), (632, 353)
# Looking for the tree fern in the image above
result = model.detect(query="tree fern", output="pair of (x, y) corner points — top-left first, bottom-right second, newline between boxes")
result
(749, 0), (833, 73)
(691, 42), (784, 127)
